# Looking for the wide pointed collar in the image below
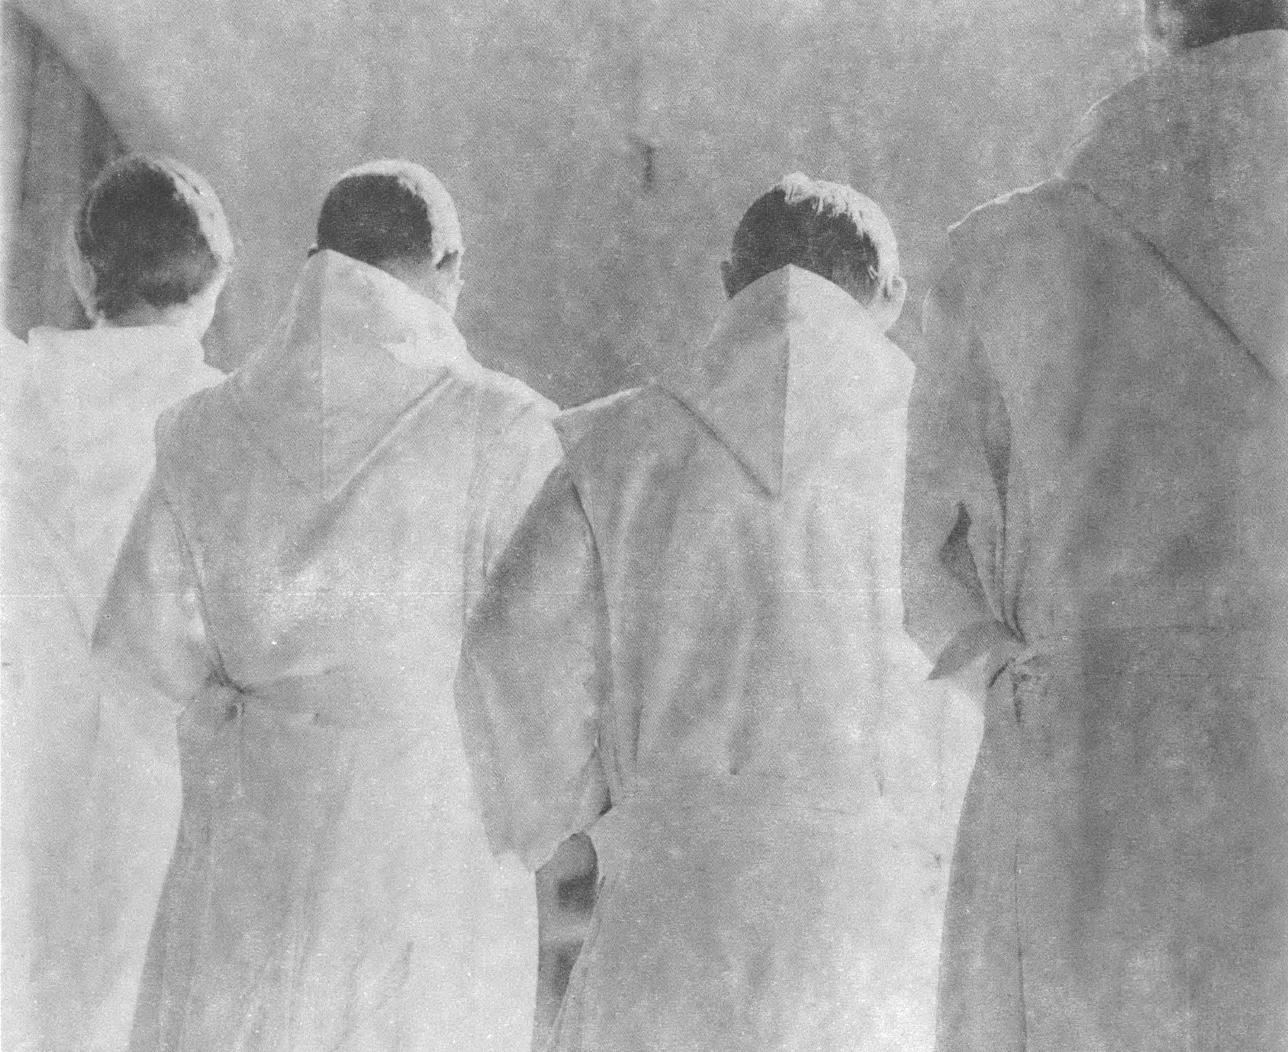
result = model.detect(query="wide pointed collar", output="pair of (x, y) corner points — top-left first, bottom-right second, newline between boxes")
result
(232, 250), (477, 497)
(660, 265), (910, 496)
(268, 248), (471, 372)
(1062, 30), (1288, 384)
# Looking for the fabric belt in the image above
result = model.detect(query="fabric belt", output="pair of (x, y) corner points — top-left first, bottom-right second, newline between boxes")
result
(932, 620), (1282, 686)
(192, 669), (414, 729)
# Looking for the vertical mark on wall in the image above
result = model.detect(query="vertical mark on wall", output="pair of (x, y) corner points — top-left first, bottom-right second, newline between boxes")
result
(641, 142), (656, 192)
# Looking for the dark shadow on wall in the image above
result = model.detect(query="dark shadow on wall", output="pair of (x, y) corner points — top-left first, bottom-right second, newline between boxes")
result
(2, 5), (123, 338)
(2, 1), (235, 366)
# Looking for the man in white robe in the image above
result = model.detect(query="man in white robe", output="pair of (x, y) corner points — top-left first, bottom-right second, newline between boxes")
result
(17, 155), (230, 608)
(2, 327), (97, 1052)
(902, 6), (1287, 1049)
(456, 174), (978, 1052)
(3, 156), (232, 1050)
(93, 161), (560, 1051)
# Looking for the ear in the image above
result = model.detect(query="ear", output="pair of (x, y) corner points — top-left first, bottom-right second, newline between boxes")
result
(64, 224), (99, 321)
(720, 260), (737, 299)
(177, 267), (230, 341)
(872, 273), (907, 333)
(425, 246), (465, 317)
(435, 248), (462, 277)
(206, 266), (232, 306)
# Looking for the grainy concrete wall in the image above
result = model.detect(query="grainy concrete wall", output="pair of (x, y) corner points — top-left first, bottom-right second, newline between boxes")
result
(17, 0), (1147, 406)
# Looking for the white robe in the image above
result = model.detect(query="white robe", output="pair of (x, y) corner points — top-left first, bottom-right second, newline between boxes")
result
(94, 250), (561, 1051)
(457, 265), (979, 1052)
(21, 323), (223, 611)
(3, 323), (222, 1050)
(2, 328), (97, 1052)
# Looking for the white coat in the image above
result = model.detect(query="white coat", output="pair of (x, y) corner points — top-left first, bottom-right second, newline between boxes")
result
(94, 251), (562, 1051)
(457, 265), (978, 1052)
(21, 323), (223, 611)
(3, 321), (222, 1050)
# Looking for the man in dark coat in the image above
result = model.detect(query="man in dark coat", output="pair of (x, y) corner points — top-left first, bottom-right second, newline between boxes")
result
(902, 2), (1288, 1049)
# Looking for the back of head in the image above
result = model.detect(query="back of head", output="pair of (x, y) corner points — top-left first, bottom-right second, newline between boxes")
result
(725, 174), (902, 315)
(1145, 0), (1287, 50)
(72, 154), (233, 324)
(315, 160), (461, 272)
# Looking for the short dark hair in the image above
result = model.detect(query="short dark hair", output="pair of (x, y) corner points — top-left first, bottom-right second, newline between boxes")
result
(726, 174), (897, 302)
(74, 155), (232, 321)
(1150, 0), (1287, 47)
(315, 161), (460, 270)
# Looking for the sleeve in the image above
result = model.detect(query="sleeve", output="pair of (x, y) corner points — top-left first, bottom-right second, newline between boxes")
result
(462, 398), (565, 621)
(455, 462), (612, 871)
(902, 265), (1017, 678)
(91, 472), (220, 706)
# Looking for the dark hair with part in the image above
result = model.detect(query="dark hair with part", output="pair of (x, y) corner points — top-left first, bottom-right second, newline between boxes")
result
(316, 175), (435, 268)
(74, 155), (232, 321)
(727, 174), (894, 302)
(315, 161), (460, 271)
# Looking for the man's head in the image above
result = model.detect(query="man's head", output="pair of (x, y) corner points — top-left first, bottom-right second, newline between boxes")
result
(721, 173), (906, 332)
(1142, 0), (1287, 51)
(69, 154), (234, 337)
(315, 160), (464, 316)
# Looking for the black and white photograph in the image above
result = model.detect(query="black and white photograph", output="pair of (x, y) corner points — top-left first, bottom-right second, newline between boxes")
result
(2, 0), (1284, 1049)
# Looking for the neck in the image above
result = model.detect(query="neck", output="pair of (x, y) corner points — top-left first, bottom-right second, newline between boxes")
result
(99, 304), (182, 329)
(94, 293), (215, 340)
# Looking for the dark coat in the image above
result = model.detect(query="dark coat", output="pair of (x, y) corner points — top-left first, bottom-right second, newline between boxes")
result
(903, 31), (1288, 1052)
